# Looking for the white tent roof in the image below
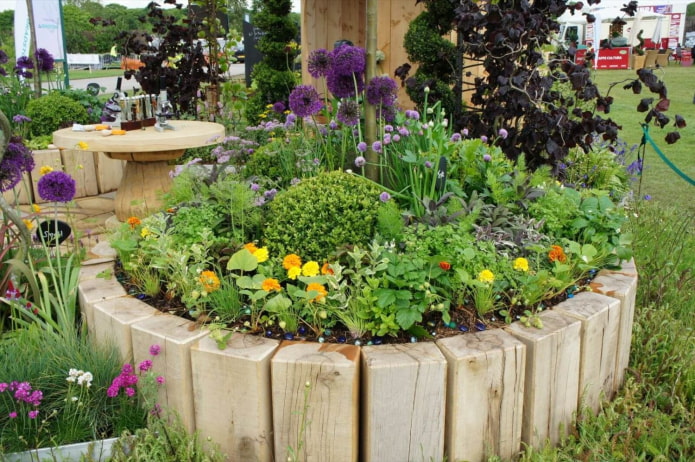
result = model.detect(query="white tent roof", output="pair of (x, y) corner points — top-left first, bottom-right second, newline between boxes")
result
(557, 7), (665, 25)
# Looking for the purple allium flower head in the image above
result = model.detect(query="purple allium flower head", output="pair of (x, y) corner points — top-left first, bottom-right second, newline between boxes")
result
(379, 191), (391, 202)
(392, 134), (400, 142)
(498, 128), (508, 139)
(425, 161), (433, 168)
(250, 182), (260, 191)
(398, 127), (410, 137)
(12, 114), (31, 124)
(481, 135), (488, 143)
(372, 141), (383, 153)
(328, 120), (338, 130)
(272, 101), (286, 113)
(34, 48), (54, 72)
(383, 133), (392, 145)
(354, 156), (366, 168)
(377, 105), (397, 123)
(263, 188), (278, 200)
(405, 110), (420, 120)
(357, 141), (367, 153)
(384, 124), (393, 132)
(307, 48), (332, 78)
(288, 85), (323, 118)
(149, 344), (161, 356)
(0, 137), (34, 192)
(461, 128), (469, 136)
(15, 56), (33, 78)
(366, 76), (398, 106)
(336, 99), (360, 126)
(326, 71), (364, 98)
(483, 154), (492, 162)
(37, 171), (76, 202)
(0, 67), (6, 77)
(329, 45), (366, 76)
(0, 49), (7, 65)
(450, 133), (461, 142)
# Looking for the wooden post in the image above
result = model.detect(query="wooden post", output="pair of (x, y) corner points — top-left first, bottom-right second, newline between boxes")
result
(437, 329), (526, 462)
(364, 0), (378, 182)
(360, 343), (447, 462)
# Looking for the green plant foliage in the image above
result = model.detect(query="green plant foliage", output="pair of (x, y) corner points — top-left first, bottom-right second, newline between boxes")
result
(264, 171), (383, 261)
(26, 93), (89, 138)
(55, 88), (104, 124)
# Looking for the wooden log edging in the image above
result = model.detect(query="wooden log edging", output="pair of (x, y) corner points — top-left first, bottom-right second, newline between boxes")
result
(78, 259), (638, 462)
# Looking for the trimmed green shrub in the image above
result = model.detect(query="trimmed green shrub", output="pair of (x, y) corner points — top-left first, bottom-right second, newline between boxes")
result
(263, 170), (383, 261)
(26, 93), (89, 137)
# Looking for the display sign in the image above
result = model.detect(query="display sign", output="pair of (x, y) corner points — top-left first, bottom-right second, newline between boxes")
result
(596, 47), (630, 69)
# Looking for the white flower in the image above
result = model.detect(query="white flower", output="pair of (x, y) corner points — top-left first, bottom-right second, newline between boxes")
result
(442, 119), (448, 128)
(71, 397), (78, 402)
(426, 107), (434, 114)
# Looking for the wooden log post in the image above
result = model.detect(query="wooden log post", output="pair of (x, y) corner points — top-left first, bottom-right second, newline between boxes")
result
(191, 334), (279, 462)
(553, 291), (621, 413)
(130, 315), (209, 433)
(92, 297), (159, 363)
(77, 278), (127, 339)
(589, 262), (638, 393)
(437, 329), (526, 462)
(360, 343), (447, 462)
(271, 341), (360, 462)
(505, 311), (581, 449)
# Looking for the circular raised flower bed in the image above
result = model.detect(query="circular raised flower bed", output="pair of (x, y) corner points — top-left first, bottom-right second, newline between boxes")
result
(78, 257), (637, 462)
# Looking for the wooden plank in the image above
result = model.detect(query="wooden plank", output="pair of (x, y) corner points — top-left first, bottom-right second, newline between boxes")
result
(589, 260), (639, 392)
(2, 172), (33, 205)
(61, 148), (98, 198)
(77, 278), (127, 339)
(92, 297), (159, 362)
(130, 315), (209, 433)
(93, 152), (124, 193)
(30, 149), (63, 203)
(437, 329), (526, 462)
(271, 341), (360, 462)
(505, 311), (581, 449)
(553, 291), (621, 413)
(360, 343), (447, 462)
(191, 334), (279, 462)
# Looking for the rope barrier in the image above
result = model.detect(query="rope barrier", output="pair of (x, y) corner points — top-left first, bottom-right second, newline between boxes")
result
(640, 124), (695, 187)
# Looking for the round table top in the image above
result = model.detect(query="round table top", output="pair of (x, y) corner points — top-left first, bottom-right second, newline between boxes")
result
(52, 120), (225, 154)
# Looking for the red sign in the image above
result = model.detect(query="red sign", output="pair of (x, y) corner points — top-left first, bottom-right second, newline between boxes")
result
(596, 47), (630, 69)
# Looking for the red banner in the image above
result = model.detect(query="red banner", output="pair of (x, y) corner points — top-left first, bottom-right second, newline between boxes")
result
(596, 47), (630, 69)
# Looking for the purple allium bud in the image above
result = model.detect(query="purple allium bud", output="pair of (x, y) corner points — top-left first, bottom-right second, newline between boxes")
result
(498, 128), (508, 139)
(357, 141), (367, 153)
(384, 124), (393, 132)
(461, 128), (469, 136)
(483, 154), (492, 162)
(354, 156), (366, 168)
(424, 161), (433, 168)
(372, 141), (383, 153)
(379, 192), (391, 202)
(250, 183), (260, 191)
(481, 136), (488, 143)
(450, 133), (461, 142)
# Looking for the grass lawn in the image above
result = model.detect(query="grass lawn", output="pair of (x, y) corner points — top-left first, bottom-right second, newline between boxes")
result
(66, 68), (125, 80)
(591, 65), (695, 214)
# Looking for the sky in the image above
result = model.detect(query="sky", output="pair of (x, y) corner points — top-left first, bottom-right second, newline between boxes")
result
(0, 0), (300, 13)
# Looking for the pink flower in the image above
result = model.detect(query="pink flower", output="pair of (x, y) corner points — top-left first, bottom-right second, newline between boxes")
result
(107, 385), (119, 398)
(139, 360), (152, 372)
(8, 412), (17, 419)
(125, 387), (136, 397)
(28, 410), (39, 419)
(121, 364), (133, 375)
(156, 376), (165, 385)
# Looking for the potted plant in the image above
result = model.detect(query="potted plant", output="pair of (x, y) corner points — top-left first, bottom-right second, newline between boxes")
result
(632, 30), (647, 69)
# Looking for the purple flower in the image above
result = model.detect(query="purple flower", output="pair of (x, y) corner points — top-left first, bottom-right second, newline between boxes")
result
(481, 136), (488, 143)
(424, 161), (433, 168)
(398, 127), (410, 137)
(643, 194), (652, 200)
(329, 45), (366, 76)
(12, 114), (31, 124)
(327, 71), (364, 98)
(450, 133), (461, 142)
(307, 48), (332, 78)
(28, 410), (39, 419)
(372, 141), (382, 153)
(35, 48), (54, 72)
(37, 171), (76, 202)
(336, 100), (360, 126)
(289, 85), (323, 118)
(483, 154), (492, 162)
(328, 120), (338, 130)
(125, 387), (136, 397)
(14, 56), (33, 78)
(392, 134), (401, 142)
(384, 124), (394, 133)
(156, 376), (165, 385)
(377, 105), (397, 123)
(121, 364), (134, 375)
(461, 128), (469, 136)
(139, 360), (153, 372)
(0, 138), (34, 192)
(354, 156), (366, 168)
(383, 133), (392, 145)
(250, 182), (260, 191)
(263, 188), (278, 200)
(357, 141), (367, 153)
(366, 76), (398, 106)
(0, 49), (7, 65)
(107, 385), (119, 398)
(405, 110), (420, 120)
(379, 192), (391, 202)
(8, 412), (17, 419)
(272, 101), (286, 113)
(498, 128), (508, 139)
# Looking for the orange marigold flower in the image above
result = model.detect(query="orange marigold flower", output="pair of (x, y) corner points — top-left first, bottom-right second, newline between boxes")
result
(244, 242), (259, 254)
(283, 254), (302, 270)
(127, 216), (141, 229)
(306, 282), (327, 302)
(321, 262), (334, 275)
(548, 245), (567, 263)
(199, 270), (220, 292)
(439, 261), (451, 271)
(261, 278), (282, 292)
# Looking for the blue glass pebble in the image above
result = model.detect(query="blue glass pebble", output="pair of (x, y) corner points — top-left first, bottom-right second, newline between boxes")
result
(323, 329), (332, 336)
(568, 293), (574, 298)
(475, 321), (486, 331)
(354, 340), (362, 346)
(372, 337), (383, 345)
(447, 322), (457, 329)
(337, 336), (346, 343)
(410, 336), (418, 343)
(136, 293), (145, 300)
(318, 337), (325, 343)
(458, 325), (469, 332)
(283, 332), (294, 340)
(265, 330), (273, 337)
(367, 341), (373, 346)
(297, 325), (307, 335)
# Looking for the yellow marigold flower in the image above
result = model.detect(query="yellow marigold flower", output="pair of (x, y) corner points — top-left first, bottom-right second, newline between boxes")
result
(283, 254), (302, 270)
(478, 269), (495, 284)
(321, 262), (334, 275)
(244, 242), (258, 254)
(77, 141), (89, 150)
(140, 227), (151, 238)
(253, 247), (269, 263)
(199, 270), (220, 292)
(306, 282), (327, 302)
(39, 165), (53, 176)
(261, 278), (282, 292)
(31, 204), (41, 213)
(127, 216), (141, 229)
(302, 261), (319, 277)
(513, 257), (529, 272)
(22, 219), (34, 230)
(287, 266), (301, 280)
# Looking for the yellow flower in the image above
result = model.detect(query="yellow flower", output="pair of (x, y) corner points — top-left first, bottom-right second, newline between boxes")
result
(199, 270), (220, 292)
(77, 141), (89, 150)
(302, 261), (319, 277)
(306, 282), (327, 302)
(31, 204), (41, 213)
(22, 219), (34, 230)
(261, 278), (282, 292)
(287, 266), (301, 280)
(513, 257), (529, 272)
(283, 254), (302, 270)
(253, 247), (269, 263)
(39, 165), (53, 176)
(140, 227), (151, 238)
(478, 269), (495, 284)
(244, 242), (258, 254)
